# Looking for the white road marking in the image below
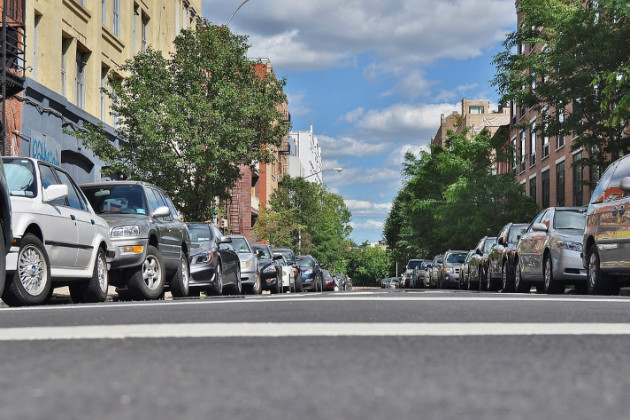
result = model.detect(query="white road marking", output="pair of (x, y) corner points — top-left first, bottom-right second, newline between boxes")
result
(2, 323), (630, 341)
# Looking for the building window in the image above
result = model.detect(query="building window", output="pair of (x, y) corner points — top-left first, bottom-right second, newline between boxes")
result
(142, 13), (149, 52)
(61, 37), (71, 97)
(101, 66), (108, 121)
(573, 152), (584, 206)
(112, 0), (120, 37)
(557, 107), (565, 149)
(530, 122), (537, 166)
(556, 161), (565, 206)
(133, 4), (138, 53)
(183, 1), (190, 30)
(511, 137), (517, 174)
(34, 14), (42, 81)
(542, 170), (550, 208)
(102, 0), (107, 25)
(520, 131), (526, 172)
(511, 101), (517, 125)
(75, 49), (87, 109)
(469, 105), (484, 115)
(175, 0), (180, 34)
(529, 177), (537, 201)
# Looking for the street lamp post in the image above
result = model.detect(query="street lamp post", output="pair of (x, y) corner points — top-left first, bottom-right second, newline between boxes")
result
(226, 0), (252, 26)
(303, 167), (343, 180)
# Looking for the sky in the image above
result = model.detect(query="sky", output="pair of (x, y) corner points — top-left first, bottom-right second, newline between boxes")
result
(201, 0), (518, 244)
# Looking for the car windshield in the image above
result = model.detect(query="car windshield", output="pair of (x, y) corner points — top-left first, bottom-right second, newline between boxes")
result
(446, 252), (467, 263)
(554, 210), (586, 230)
(3, 158), (37, 197)
(274, 249), (295, 262)
(188, 224), (214, 245)
(483, 238), (495, 253)
(297, 258), (314, 268)
(231, 237), (251, 254)
(407, 260), (423, 269)
(82, 184), (148, 215)
(254, 246), (272, 259)
(508, 226), (528, 244)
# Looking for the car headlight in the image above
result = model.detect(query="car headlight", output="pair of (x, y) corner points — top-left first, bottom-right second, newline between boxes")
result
(240, 259), (253, 269)
(263, 265), (277, 274)
(556, 240), (582, 252)
(111, 225), (140, 238)
(302, 268), (313, 275)
(194, 252), (213, 264)
(446, 267), (454, 273)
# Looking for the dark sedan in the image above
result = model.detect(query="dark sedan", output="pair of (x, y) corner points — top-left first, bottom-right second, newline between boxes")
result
(187, 223), (241, 296)
(297, 255), (323, 292)
(252, 244), (283, 294)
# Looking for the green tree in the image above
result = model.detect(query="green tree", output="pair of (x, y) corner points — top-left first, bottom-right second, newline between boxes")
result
(68, 20), (289, 221)
(385, 131), (539, 261)
(492, 0), (630, 177)
(254, 176), (353, 269)
(345, 245), (391, 287)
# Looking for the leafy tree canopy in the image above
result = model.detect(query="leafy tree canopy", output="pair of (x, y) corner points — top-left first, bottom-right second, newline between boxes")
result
(69, 20), (289, 221)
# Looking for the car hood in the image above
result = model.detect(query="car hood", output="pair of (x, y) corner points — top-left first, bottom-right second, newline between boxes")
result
(553, 230), (583, 243)
(97, 213), (151, 226)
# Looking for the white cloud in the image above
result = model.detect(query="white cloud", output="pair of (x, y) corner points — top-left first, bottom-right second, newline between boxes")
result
(318, 134), (392, 158)
(286, 92), (311, 116)
(345, 200), (392, 216)
(385, 143), (431, 168)
(350, 220), (385, 231)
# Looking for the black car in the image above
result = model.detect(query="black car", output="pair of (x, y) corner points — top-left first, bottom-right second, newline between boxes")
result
(252, 243), (283, 294)
(297, 255), (323, 292)
(0, 158), (12, 297)
(487, 222), (529, 292)
(187, 222), (241, 296)
(81, 181), (191, 300)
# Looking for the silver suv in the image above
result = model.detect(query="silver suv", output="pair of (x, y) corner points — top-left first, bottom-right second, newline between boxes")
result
(583, 155), (630, 294)
(81, 181), (190, 300)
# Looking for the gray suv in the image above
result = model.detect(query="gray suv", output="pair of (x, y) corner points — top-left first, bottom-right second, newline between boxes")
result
(81, 181), (190, 300)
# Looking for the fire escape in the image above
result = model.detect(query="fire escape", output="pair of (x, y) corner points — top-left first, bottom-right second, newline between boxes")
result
(228, 181), (242, 234)
(0, 0), (25, 155)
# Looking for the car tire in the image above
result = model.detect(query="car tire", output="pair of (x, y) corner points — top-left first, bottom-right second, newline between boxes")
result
(232, 266), (242, 295)
(210, 263), (224, 296)
(2, 234), (52, 306)
(486, 266), (496, 292)
(127, 245), (165, 300)
(587, 244), (614, 295)
(170, 252), (190, 298)
(252, 272), (261, 294)
(514, 260), (530, 293)
(544, 255), (564, 294)
(0, 224), (5, 297)
(478, 267), (487, 291)
(295, 275), (303, 292)
(501, 262), (515, 293)
(71, 248), (109, 303)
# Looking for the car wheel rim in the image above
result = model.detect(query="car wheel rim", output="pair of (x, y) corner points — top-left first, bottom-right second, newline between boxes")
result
(98, 253), (108, 293)
(588, 252), (597, 288)
(143, 256), (161, 291)
(18, 245), (47, 296)
(181, 256), (189, 293)
(502, 265), (507, 289)
(217, 265), (223, 292)
(515, 263), (521, 289)
(544, 258), (552, 289)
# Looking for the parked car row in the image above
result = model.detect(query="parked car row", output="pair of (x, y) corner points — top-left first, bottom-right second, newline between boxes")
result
(0, 157), (344, 307)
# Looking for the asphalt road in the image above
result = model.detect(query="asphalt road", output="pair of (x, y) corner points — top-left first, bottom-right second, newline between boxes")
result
(2, 289), (630, 419)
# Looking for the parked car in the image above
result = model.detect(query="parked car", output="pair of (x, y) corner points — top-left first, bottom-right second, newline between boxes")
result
(428, 254), (443, 288)
(2, 157), (114, 306)
(416, 260), (433, 288)
(187, 222), (241, 296)
(460, 250), (476, 290)
(486, 222), (529, 292)
(275, 253), (297, 292)
(468, 236), (496, 290)
(297, 255), (323, 292)
(515, 207), (587, 294)
(228, 235), (260, 294)
(252, 243), (283, 294)
(583, 154), (630, 294)
(81, 180), (190, 300)
(322, 269), (335, 291)
(0, 158), (12, 297)
(272, 247), (302, 292)
(403, 259), (424, 288)
(438, 250), (468, 289)
(381, 277), (392, 288)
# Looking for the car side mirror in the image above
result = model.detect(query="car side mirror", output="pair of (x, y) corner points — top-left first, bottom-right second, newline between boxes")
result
(273, 254), (283, 261)
(621, 177), (630, 192)
(152, 206), (170, 217)
(43, 184), (68, 202)
(497, 237), (505, 246)
(532, 222), (548, 232)
(219, 237), (232, 244)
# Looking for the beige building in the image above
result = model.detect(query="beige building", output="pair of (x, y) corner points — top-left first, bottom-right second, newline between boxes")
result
(3, 0), (200, 181)
(432, 99), (510, 148)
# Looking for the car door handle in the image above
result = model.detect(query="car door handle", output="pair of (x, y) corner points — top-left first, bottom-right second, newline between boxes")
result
(620, 205), (625, 216)
(613, 206), (618, 216)
(91, 219), (95, 225)
(70, 214), (76, 220)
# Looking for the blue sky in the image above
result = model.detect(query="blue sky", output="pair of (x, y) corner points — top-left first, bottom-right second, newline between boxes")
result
(201, 0), (517, 244)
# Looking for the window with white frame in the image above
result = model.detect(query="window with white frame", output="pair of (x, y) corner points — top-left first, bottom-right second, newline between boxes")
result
(75, 48), (87, 109)
(530, 122), (537, 166)
(34, 14), (41, 81)
(101, 66), (108, 122)
(112, 0), (120, 37)
(468, 105), (484, 115)
(557, 106), (565, 149)
(61, 37), (71, 97)
(102, 0), (107, 25)
(520, 131), (526, 172)
(142, 13), (149, 52)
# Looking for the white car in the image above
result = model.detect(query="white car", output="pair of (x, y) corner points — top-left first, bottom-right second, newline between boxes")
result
(2, 157), (114, 306)
(275, 253), (296, 292)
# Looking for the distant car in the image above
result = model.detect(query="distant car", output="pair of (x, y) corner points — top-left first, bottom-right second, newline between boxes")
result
(275, 253), (297, 292)
(322, 269), (335, 291)
(583, 154), (630, 294)
(228, 235), (260, 294)
(460, 250), (476, 290)
(515, 207), (587, 294)
(81, 180), (190, 300)
(381, 277), (392, 288)
(297, 255), (322, 292)
(439, 250), (468, 289)
(187, 223), (241, 296)
(252, 244), (283, 294)
(403, 259), (424, 288)
(469, 236), (496, 290)
(3, 157), (114, 306)
(416, 261), (432, 288)
(428, 254), (443, 288)
(272, 247), (302, 292)
(486, 223), (529, 293)
(0, 158), (12, 297)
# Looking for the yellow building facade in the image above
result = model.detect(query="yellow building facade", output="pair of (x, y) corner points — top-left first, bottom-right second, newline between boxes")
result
(7, 0), (200, 181)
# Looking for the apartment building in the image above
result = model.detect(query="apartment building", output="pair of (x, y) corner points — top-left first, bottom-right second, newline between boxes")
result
(431, 98), (510, 148)
(288, 126), (323, 183)
(3, 0), (200, 181)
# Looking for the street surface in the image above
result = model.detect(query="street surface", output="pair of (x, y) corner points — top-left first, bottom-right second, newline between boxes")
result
(2, 289), (630, 419)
